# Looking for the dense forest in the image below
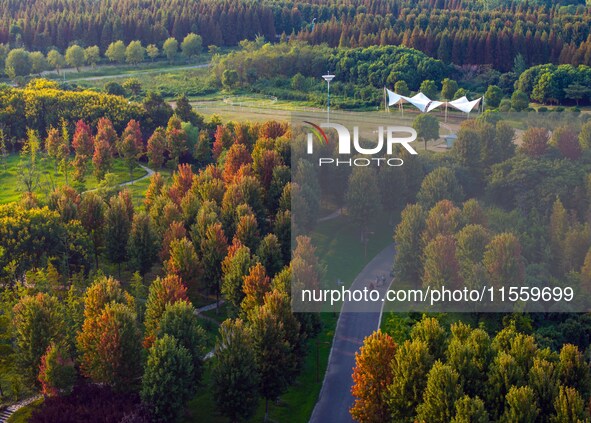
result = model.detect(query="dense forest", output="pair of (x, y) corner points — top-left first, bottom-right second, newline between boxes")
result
(1, 0), (591, 70)
(0, 80), (323, 421)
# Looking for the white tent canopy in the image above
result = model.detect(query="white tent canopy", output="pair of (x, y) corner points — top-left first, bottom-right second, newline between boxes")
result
(407, 92), (431, 112)
(447, 96), (482, 113)
(385, 88), (481, 115)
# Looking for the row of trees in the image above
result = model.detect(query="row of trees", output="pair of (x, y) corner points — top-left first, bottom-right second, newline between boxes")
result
(1, 0), (590, 71)
(214, 41), (448, 94)
(351, 318), (591, 422)
(0, 79), (206, 146)
(515, 63), (591, 105)
(1, 33), (203, 79)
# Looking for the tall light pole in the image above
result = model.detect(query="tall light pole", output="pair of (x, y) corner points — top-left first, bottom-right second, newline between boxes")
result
(322, 72), (335, 123)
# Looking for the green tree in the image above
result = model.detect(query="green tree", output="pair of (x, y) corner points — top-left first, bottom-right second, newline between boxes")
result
(579, 121), (591, 151)
(291, 73), (306, 91)
(256, 234), (283, 277)
(394, 204), (426, 283)
(558, 344), (590, 396)
(528, 358), (559, 420)
(413, 114), (439, 150)
(126, 40), (145, 65)
(158, 301), (206, 384)
(146, 44), (159, 61)
(166, 115), (187, 166)
(564, 83), (591, 106)
(221, 242), (253, 313)
(453, 125), (482, 168)
(513, 54), (527, 76)
(175, 94), (194, 122)
(30, 51), (48, 74)
(420, 79), (438, 99)
(200, 222), (228, 308)
(38, 342), (76, 397)
(18, 129), (41, 194)
(212, 319), (260, 422)
(346, 166), (380, 241)
(511, 90), (529, 111)
(222, 69), (239, 89)
(441, 78), (459, 100)
(456, 224), (490, 283)
(485, 85), (503, 108)
(105, 40), (126, 63)
(411, 316), (447, 360)
(141, 334), (195, 422)
(394, 80), (410, 96)
(47, 49), (65, 74)
(13, 293), (64, 385)
(128, 212), (158, 276)
(181, 33), (202, 58)
(501, 386), (539, 423)
(416, 167), (464, 209)
(78, 192), (106, 268)
(5, 48), (31, 79)
(163, 37), (179, 63)
(532, 72), (561, 104)
(65, 45), (85, 71)
(552, 386), (586, 423)
(84, 45), (100, 67)
(250, 292), (294, 420)
(350, 330), (397, 423)
(105, 195), (131, 275)
(416, 361), (462, 423)
(451, 395), (489, 423)
(386, 339), (434, 422)
(483, 233), (525, 288)
(122, 78), (142, 96)
(144, 275), (188, 346)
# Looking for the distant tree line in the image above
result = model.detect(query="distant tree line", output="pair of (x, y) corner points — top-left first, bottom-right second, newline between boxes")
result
(1, 0), (590, 72)
(1, 33), (203, 80)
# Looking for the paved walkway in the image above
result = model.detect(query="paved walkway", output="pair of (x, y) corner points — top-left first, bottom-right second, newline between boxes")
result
(83, 163), (154, 195)
(317, 209), (342, 223)
(309, 243), (395, 423)
(0, 395), (42, 423)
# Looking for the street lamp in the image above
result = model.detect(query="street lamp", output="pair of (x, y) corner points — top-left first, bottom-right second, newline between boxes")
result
(322, 72), (335, 123)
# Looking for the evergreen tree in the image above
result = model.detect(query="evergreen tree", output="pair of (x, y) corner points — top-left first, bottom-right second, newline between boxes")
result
(128, 212), (158, 276)
(141, 335), (195, 422)
(212, 319), (260, 422)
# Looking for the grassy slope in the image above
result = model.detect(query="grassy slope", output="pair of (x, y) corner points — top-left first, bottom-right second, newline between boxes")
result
(0, 154), (146, 204)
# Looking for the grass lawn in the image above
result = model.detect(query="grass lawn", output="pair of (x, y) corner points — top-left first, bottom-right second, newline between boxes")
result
(40, 54), (215, 82)
(0, 154), (146, 204)
(76, 67), (215, 100)
(182, 209), (396, 423)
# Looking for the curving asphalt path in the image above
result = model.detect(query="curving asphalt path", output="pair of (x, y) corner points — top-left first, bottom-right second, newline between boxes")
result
(309, 243), (395, 423)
